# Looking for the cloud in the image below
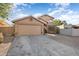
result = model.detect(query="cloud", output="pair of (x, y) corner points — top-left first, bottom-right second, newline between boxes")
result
(33, 13), (43, 17)
(58, 12), (79, 24)
(48, 8), (70, 18)
(55, 3), (70, 8)
(13, 3), (29, 8)
(9, 3), (31, 21)
(13, 3), (34, 9)
(8, 8), (29, 21)
(48, 3), (79, 25)
(15, 13), (29, 19)
(48, 3), (70, 17)
(9, 13), (29, 21)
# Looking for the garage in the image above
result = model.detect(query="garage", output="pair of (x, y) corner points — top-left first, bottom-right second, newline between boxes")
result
(15, 24), (42, 36)
(14, 16), (44, 36)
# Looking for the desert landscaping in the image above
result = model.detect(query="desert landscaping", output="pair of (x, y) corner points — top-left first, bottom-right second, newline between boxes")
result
(0, 15), (79, 56)
(0, 3), (79, 56)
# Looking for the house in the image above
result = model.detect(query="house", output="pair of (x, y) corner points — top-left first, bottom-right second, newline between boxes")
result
(72, 24), (79, 29)
(0, 19), (14, 36)
(38, 15), (54, 33)
(13, 16), (46, 36)
(0, 19), (10, 27)
(13, 15), (55, 36)
(60, 24), (79, 36)
(38, 15), (54, 24)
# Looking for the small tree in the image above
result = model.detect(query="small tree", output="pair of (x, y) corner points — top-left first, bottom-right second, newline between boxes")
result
(52, 19), (62, 26)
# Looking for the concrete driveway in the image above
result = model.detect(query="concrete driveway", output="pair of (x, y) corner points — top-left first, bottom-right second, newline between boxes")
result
(7, 35), (79, 56)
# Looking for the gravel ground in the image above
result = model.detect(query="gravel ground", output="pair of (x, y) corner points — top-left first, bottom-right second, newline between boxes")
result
(0, 36), (13, 56)
(7, 35), (79, 56)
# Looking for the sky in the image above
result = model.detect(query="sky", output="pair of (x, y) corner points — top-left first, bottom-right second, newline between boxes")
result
(8, 3), (79, 25)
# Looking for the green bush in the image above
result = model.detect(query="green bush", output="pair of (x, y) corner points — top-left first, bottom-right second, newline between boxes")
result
(52, 19), (62, 26)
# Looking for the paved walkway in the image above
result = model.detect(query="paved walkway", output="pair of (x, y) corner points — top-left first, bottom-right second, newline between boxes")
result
(7, 35), (79, 56)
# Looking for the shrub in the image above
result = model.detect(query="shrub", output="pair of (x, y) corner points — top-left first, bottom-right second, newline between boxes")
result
(52, 19), (62, 26)
(0, 32), (4, 43)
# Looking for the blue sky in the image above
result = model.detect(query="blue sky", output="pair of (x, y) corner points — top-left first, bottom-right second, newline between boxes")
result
(9, 3), (79, 25)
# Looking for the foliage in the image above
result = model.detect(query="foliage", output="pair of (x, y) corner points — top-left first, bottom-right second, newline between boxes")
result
(62, 20), (67, 25)
(0, 3), (13, 19)
(52, 19), (62, 26)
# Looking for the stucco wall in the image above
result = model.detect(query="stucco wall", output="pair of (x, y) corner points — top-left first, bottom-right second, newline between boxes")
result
(60, 29), (79, 36)
(0, 27), (14, 36)
(60, 29), (72, 36)
(72, 29), (79, 36)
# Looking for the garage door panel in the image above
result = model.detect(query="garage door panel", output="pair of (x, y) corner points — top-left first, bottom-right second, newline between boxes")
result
(15, 25), (42, 35)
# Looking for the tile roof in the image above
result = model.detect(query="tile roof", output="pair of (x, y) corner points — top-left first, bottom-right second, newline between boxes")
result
(12, 15), (54, 25)
(0, 19), (11, 27)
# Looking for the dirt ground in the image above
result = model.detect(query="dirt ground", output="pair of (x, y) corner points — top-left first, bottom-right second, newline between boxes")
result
(0, 36), (14, 56)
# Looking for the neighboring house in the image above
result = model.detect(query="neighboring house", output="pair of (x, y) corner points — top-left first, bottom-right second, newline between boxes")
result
(57, 24), (65, 29)
(57, 24), (72, 29)
(72, 24), (79, 29)
(13, 16), (45, 36)
(0, 20), (10, 27)
(60, 24), (79, 36)
(0, 19), (14, 36)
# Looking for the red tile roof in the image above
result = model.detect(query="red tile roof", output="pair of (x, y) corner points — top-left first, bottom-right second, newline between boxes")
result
(0, 19), (10, 27)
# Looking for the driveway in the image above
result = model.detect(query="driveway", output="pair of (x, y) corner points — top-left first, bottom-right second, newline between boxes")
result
(7, 35), (79, 56)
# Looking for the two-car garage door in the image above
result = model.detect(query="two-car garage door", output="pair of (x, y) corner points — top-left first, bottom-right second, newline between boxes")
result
(15, 25), (42, 36)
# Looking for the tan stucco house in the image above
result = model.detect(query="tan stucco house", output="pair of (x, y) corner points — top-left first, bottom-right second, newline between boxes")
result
(13, 16), (45, 36)
(13, 15), (54, 36)
(38, 15), (54, 24)
(38, 15), (54, 33)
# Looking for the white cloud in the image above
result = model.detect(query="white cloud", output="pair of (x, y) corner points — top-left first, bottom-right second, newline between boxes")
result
(33, 13), (43, 17)
(9, 3), (30, 21)
(48, 3), (79, 25)
(48, 8), (62, 16)
(9, 13), (28, 21)
(55, 3), (70, 8)
(57, 11), (79, 25)
(9, 13), (29, 21)
(48, 3), (70, 17)
(13, 3), (34, 9)
(13, 3), (29, 8)
(8, 8), (29, 21)
(16, 13), (29, 18)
